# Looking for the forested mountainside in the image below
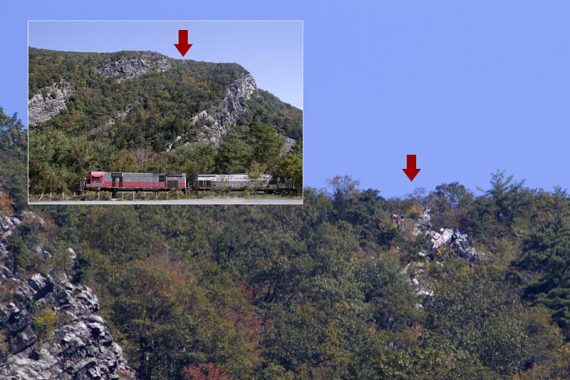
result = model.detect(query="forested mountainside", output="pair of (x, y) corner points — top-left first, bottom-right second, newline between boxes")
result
(3, 109), (570, 379)
(28, 48), (302, 194)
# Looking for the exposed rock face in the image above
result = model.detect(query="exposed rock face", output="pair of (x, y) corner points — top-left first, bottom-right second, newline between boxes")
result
(428, 228), (480, 262)
(408, 209), (482, 264)
(395, 209), (485, 302)
(96, 53), (171, 81)
(0, 205), (136, 379)
(218, 73), (257, 129)
(28, 81), (72, 127)
(167, 72), (257, 150)
(283, 137), (297, 153)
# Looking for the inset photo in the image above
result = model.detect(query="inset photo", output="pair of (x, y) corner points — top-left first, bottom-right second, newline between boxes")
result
(28, 20), (303, 205)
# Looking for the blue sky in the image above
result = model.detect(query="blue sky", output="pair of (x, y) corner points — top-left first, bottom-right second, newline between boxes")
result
(2, 1), (570, 197)
(28, 20), (303, 109)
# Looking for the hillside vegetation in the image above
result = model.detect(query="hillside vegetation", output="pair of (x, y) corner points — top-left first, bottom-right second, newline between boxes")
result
(28, 48), (302, 194)
(3, 110), (570, 379)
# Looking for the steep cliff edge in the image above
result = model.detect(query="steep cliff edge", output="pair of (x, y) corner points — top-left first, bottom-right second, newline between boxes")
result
(169, 72), (257, 148)
(28, 80), (73, 127)
(0, 190), (135, 379)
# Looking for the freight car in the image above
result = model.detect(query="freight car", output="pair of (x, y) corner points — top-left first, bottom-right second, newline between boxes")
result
(192, 173), (272, 191)
(81, 172), (187, 193)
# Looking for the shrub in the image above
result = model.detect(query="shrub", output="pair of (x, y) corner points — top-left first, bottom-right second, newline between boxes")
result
(33, 307), (58, 343)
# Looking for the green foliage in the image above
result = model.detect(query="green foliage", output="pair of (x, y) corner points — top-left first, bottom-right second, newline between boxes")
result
(516, 189), (570, 339)
(214, 135), (252, 173)
(40, 179), (564, 379)
(423, 266), (543, 376)
(33, 307), (58, 343)
(275, 153), (302, 192)
(0, 331), (9, 356)
(0, 108), (27, 209)
(240, 89), (302, 140)
(461, 171), (533, 247)
(247, 123), (284, 172)
(366, 347), (501, 380)
(6, 223), (42, 274)
(108, 254), (261, 379)
(361, 252), (423, 332)
(428, 182), (474, 230)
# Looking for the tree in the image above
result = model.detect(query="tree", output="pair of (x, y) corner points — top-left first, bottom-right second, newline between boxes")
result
(423, 266), (534, 376)
(517, 189), (570, 339)
(428, 182), (474, 230)
(215, 136), (252, 173)
(248, 123), (284, 172)
(112, 149), (138, 171)
(0, 108), (27, 208)
(275, 153), (302, 193)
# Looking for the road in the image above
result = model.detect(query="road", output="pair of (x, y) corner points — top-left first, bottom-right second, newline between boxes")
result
(29, 198), (303, 206)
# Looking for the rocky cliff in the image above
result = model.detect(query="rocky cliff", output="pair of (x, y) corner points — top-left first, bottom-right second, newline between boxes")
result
(0, 192), (135, 379)
(95, 53), (171, 81)
(168, 72), (257, 149)
(28, 80), (73, 127)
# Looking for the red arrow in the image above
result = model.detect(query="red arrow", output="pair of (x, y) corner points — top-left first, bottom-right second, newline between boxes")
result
(174, 30), (192, 57)
(402, 154), (421, 181)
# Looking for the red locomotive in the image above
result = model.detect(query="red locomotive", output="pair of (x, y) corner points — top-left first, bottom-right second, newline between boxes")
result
(81, 172), (187, 193)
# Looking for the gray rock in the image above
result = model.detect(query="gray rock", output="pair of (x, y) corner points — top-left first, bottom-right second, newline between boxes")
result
(96, 53), (171, 81)
(8, 326), (37, 354)
(66, 248), (76, 261)
(284, 137), (297, 153)
(4, 303), (31, 335)
(0, 207), (136, 379)
(431, 228), (454, 249)
(168, 72), (257, 149)
(27, 273), (53, 300)
(21, 211), (46, 226)
(399, 209), (485, 301)
(0, 215), (14, 231)
(28, 80), (72, 127)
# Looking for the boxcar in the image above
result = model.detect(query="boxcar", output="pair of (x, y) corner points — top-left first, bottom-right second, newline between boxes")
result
(81, 171), (187, 193)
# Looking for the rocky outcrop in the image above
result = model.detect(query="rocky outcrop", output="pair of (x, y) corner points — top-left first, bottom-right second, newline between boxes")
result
(412, 210), (482, 264)
(395, 209), (485, 302)
(283, 137), (297, 153)
(96, 53), (171, 81)
(28, 81), (72, 127)
(427, 228), (480, 262)
(218, 73), (257, 129)
(167, 72), (257, 150)
(0, 203), (135, 379)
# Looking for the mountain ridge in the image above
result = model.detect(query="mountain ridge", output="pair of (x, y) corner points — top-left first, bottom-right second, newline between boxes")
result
(28, 48), (303, 194)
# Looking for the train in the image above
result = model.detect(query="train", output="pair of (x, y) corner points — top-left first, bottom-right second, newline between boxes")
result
(80, 171), (292, 194)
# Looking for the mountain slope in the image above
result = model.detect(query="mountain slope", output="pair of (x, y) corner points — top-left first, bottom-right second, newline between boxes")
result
(28, 48), (303, 194)
(4, 108), (570, 379)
